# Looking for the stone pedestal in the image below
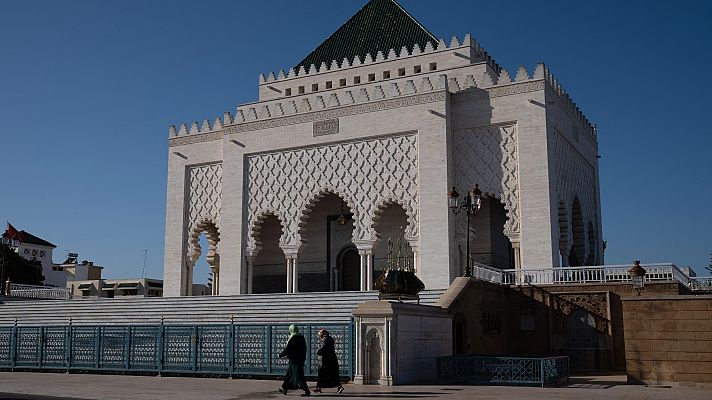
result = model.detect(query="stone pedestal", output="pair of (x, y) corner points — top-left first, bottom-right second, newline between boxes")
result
(352, 300), (452, 385)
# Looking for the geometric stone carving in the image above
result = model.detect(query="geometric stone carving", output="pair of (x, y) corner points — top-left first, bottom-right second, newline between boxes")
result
(246, 133), (419, 255)
(552, 131), (596, 258)
(453, 124), (520, 236)
(185, 163), (223, 262)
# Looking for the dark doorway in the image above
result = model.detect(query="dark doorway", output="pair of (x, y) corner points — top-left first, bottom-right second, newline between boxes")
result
(338, 247), (360, 291)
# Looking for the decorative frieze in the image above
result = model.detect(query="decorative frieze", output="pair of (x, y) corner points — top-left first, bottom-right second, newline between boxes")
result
(313, 118), (339, 137)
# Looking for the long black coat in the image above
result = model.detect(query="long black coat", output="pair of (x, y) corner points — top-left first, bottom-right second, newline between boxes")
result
(279, 334), (307, 365)
(316, 335), (341, 388)
(279, 334), (308, 391)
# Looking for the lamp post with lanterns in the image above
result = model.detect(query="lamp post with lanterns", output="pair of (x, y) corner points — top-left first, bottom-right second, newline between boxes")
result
(448, 184), (483, 277)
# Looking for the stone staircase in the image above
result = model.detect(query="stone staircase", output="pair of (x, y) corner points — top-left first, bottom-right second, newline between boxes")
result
(0, 289), (445, 326)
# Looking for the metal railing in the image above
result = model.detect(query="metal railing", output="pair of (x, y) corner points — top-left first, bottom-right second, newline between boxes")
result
(8, 284), (70, 300)
(437, 355), (569, 387)
(0, 321), (354, 378)
(470, 262), (710, 291)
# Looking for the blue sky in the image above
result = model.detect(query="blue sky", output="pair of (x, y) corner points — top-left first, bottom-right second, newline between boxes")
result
(1, 0), (710, 283)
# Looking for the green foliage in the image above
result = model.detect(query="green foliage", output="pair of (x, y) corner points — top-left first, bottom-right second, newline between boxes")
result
(706, 250), (712, 275)
(0, 243), (45, 285)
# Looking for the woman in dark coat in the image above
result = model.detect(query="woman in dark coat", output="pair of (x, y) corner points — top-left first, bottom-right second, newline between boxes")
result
(314, 329), (344, 394)
(278, 324), (310, 396)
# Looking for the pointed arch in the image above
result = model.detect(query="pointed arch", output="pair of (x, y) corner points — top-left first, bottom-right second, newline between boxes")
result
(186, 218), (220, 268)
(246, 210), (287, 258)
(570, 197), (585, 266)
(558, 201), (570, 265)
(298, 187), (358, 246)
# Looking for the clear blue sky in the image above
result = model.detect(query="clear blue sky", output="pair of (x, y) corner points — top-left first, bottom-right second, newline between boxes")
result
(1, 0), (710, 283)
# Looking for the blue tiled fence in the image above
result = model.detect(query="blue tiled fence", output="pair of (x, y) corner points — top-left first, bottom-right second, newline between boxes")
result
(437, 355), (569, 387)
(0, 323), (353, 378)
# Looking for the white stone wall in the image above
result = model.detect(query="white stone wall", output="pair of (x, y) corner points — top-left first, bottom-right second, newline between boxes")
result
(163, 36), (603, 295)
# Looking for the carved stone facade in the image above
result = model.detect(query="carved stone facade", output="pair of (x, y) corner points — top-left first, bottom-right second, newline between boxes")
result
(162, 4), (602, 296)
(245, 133), (419, 256)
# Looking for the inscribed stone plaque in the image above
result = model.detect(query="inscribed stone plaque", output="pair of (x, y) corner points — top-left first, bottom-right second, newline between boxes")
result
(313, 118), (339, 137)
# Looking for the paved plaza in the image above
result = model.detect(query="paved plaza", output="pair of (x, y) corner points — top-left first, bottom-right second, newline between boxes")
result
(0, 373), (710, 400)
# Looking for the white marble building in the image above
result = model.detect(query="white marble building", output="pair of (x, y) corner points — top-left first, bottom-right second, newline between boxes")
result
(163, 0), (603, 296)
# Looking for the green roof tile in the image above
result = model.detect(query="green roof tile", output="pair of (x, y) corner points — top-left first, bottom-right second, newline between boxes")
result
(295, 0), (436, 71)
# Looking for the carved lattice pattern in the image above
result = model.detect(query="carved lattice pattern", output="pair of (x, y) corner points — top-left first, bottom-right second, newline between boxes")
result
(185, 163), (223, 262)
(71, 326), (97, 368)
(437, 355), (569, 387)
(1, 322), (352, 376)
(552, 131), (597, 259)
(129, 327), (159, 370)
(100, 326), (127, 368)
(162, 326), (195, 371)
(234, 325), (269, 373)
(196, 325), (229, 372)
(246, 134), (419, 253)
(41, 327), (67, 367)
(0, 327), (12, 366)
(15, 327), (41, 367)
(454, 124), (520, 236)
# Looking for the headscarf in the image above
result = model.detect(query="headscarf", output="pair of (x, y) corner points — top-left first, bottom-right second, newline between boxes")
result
(288, 324), (299, 343)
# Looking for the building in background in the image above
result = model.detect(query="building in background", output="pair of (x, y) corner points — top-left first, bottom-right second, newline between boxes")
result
(68, 277), (164, 298)
(2, 223), (64, 287)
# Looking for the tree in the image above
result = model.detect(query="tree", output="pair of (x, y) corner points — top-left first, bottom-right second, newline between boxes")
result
(0, 243), (45, 286)
(706, 250), (712, 276)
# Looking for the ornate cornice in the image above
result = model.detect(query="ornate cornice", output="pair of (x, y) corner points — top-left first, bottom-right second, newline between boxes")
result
(225, 91), (446, 135)
(451, 80), (545, 104)
(168, 130), (223, 147)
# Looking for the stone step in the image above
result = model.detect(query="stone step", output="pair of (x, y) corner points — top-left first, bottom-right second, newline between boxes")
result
(0, 289), (445, 326)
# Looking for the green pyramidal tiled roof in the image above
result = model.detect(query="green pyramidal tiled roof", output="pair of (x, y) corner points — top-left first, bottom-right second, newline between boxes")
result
(295, 0), (437, 71)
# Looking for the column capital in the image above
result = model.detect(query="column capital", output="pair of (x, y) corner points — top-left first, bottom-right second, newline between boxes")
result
(353, 239), (375, 251)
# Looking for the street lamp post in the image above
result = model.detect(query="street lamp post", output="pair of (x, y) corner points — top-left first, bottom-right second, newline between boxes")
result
(448, 184), (483, 277)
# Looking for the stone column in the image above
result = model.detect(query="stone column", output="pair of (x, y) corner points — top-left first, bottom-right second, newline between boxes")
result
(292, 256), (299, 293)
(355, 240), (375, 292)
(366, 249), (374, 291)
(285, 257), (293, 294)
(246, 255), (255, 294)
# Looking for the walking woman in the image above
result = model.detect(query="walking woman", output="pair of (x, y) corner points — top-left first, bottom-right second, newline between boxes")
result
(314, 329), (344, 394)
(278, 324), (310, 396)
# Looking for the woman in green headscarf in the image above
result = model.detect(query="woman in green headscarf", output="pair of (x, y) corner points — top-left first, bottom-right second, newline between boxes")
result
(278, 324), (310, 396)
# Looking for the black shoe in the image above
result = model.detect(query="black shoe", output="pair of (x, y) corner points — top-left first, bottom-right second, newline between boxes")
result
(337, 386), (344, 394)
(301, 392), (310, 397)
(279, 388), (287, 395)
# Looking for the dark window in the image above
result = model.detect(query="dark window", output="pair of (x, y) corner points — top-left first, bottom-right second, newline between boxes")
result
(398, 68), (405, 76)
(326, 81), (332, 89)
(285, 88), (291, 96)
(353, 76), (361, 84)
(298, 86), (305, 94)
(383, 71), (390, 79)
(414, 65), (421, 74)
(368, 73), (376, 82)
(311, 83), (318, 92)
(429, 62), (437, 71)
(339, 78), (346, 87)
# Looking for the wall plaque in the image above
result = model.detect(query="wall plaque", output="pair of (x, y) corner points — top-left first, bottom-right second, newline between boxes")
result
(313, 118), (339, 137)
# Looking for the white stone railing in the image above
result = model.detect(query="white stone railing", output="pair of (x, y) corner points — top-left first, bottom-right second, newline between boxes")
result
(8, 283), (70, 300)
(471, 263), (710, 291)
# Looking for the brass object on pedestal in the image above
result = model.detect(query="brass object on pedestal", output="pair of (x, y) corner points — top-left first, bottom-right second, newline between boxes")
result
(374, 231), (424, 302)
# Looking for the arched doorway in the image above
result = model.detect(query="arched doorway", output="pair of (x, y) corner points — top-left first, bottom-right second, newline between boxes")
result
(337, 246), (360, 291)
(186, 219), (219, 296)
(299, 191), (355, 292)
(251, 214), (286, 294)
(372, 202), (413, 283)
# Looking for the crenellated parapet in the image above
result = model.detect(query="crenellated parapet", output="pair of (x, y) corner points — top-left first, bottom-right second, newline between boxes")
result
(259, 34), (500, 86)
(541, 65), (598, 140)
(167, 41), (596, 146)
